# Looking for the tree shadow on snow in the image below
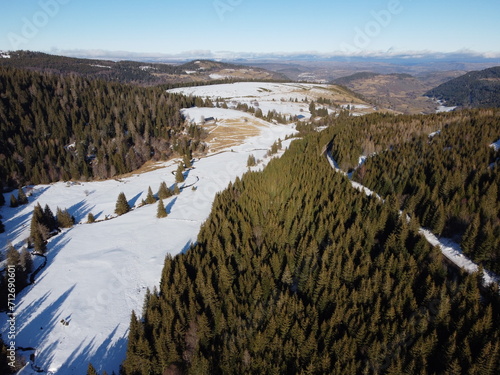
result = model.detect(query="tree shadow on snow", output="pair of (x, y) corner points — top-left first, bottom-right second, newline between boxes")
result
(55, 324), (128, 375)
(14, 285), (76, 351)
(128, 192), (143, 208)
(165, 197), (177, 215)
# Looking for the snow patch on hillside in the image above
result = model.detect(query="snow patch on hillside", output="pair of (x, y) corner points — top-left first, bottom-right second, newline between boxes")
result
(0, 121), (295, 375)
(491, 138), (500, 151)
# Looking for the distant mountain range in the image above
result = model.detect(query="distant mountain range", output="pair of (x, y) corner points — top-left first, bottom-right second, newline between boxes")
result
(0, 51), (287, 86)
(425, 66), (500, 108)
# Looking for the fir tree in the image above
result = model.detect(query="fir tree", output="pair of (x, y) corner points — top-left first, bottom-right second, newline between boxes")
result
(157, 199), (167, 218)
(86, 363), (98, 375)
(247, 154), (257, 167)
(57, 208), (75, 228)
(115, 192), (131, 216)
(175, 164), (185, 183)
(87, 213), (95, 223)
(183, 154), (192, 169)
(9, 194), (18, 208)
(158, 181), (171, 200)
(32, 225), (46, 254)
(145, 186), (156, 204)
(17, 187), (28, 205)
(173, 184), (181, 195)
(43, 204), (57, 232)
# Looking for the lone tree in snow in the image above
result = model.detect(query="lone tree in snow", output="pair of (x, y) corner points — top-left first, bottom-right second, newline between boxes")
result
(145, 186), (157, 204)
(87, 212), (95, 223)
(175, 164), (185, 183)
(115, 192), (131, 216)
(247, 154), (257, 167)
(157, 199), (167, 218)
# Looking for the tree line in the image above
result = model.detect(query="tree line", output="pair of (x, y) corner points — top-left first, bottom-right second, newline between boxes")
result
(119, 118), (500, 374)
(0, 66), (209, 190)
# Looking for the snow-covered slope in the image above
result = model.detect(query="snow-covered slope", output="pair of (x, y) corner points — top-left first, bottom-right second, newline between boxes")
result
(0, 114), (295, 374)
(168, 82), (376, 118)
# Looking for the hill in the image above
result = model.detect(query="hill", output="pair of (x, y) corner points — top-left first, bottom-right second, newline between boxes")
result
(0, 66), (208, 189)
(333, 72), (459, 114)
(425, 66), (500, 107)
(121, 109), (500, 375)
(0, 51), (287, 86)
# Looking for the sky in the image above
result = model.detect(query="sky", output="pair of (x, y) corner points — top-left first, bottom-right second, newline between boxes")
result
(1, 0), (499, 59)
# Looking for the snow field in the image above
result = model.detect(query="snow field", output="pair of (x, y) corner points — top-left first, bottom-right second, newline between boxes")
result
(1, 116), (296, 375)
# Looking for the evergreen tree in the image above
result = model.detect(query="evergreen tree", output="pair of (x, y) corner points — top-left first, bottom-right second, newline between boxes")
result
(87, 213), (95, 223)
(173, 184), (181, 195)
(57, 208), (75, 228)
(158, 181), (171, 200)
(247, 154), (257, 167)
(43, 204), (57, 232)
(32, 225), (46, 254)
(115, 192), (131, 216)
(183, 154), (192, 169)
(9, 194), (18, 208)
(175, 164), (185, 183)
(6, 244), (20, 266)
(157, 199), (167, 218)
(17, 187), (28, 205)
(145, 186), (156, 204)
(86, 363), (98, 375)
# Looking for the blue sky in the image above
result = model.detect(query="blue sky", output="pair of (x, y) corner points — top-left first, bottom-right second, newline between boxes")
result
(1, 0), (499, 58)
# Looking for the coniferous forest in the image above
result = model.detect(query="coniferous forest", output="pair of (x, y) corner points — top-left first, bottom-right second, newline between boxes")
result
(0, 66), (209, 189)
(121, 110), (500, 375)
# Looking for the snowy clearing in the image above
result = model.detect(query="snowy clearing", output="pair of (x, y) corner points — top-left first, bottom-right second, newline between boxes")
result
(1, 113), (295, 374)
(168, 82), (376, 118)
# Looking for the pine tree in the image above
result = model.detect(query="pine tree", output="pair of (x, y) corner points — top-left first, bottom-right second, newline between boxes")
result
(86, 363), (98, 375)
(183, 154), (192, 169)
(115, 192), (131, 216)
(17, 187), (28, 205)
(157, 199), (167, 218)
(57, 208), (75, 228)
(43, 204), (57, 231)
(32, 225), (46, 254)
(87, 213), (95, 223)
(145, 186), (156, 204)
(175, 164), (185, 183)
(9, 194), (18, 208)
(173, 184), (181, 195)
(158, 181), (171, 199)
(247, 154), (257, 167)
(6, 244), (20, 266)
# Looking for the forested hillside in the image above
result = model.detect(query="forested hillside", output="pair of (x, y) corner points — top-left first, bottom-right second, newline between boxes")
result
(120, 113), (500, 375)
(345, 110), (500, 273)
(0, 51), (287, 86)
(0, 66), (209, 189)
(425, 67), (500, 108)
